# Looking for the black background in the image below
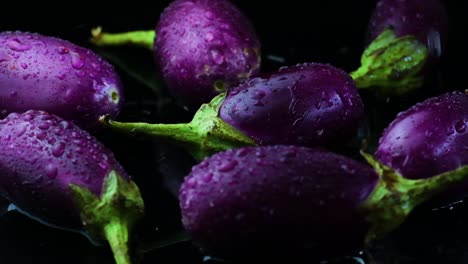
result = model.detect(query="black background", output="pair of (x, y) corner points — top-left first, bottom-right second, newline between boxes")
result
(1, 1), (468, 263)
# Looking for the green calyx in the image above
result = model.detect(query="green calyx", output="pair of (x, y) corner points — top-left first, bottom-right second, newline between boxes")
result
(70, 171), (145, 264)
(99, 93), (256, 161)
(90, 27), (155, 50)
(360, 152), (468, 243)
(350, 28), (428, 95)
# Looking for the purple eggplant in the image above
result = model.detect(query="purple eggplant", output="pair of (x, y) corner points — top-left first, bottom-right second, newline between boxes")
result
(367, 0), (448, 53)
(0, 31), (123, 130)
(0, 110), (144, 264)
(91, 0), (261, 108)
(179, 145), (468, 259)
(100, 63), (364, 160)
(350, 0), (448, 95)
(375, 91), (468, 204)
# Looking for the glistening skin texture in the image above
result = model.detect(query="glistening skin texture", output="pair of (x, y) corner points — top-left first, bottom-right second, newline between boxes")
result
(154, 0), (261, 107)
(375, 91), (468, 202)
(0, 110), (129, 229)
(0, 110), (144, 264)
(219, 63), (364, 146)
(0, 31), (123, 129)
(367, 0), (448, 58)
(179, 146), (378, 257)
(99, 63), (364, 160)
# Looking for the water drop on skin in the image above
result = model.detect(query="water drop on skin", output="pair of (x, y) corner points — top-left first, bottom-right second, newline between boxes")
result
(52, 142), (66, 157)
(7, 39), (32, 51)
(15, 125), (26, 136)
(45, 164), (58, 179)
(36, 131), (47, 140)
(57, 46), (69, 54)
(202, 173), (213, 183)
(70, 51), (84, 69)
(38, 122), (50, 130)
(218, 160), (238, 172)
(251, 90), (266, 100)
(210, 49), (224, 64)
(0, 51), (10, 62)
(75, 70), (85, 77)
(455, 120), (466, 133)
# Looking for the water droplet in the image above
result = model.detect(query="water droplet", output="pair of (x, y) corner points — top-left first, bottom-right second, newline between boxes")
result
(204, 10), (214, 18)
(70, 51), (84, 69)
(455, 120), (466, 133)
(45, 164), (58, 179)
(20, 63), (28, 69)
(36, 131), (47, 140)
(184, 177), (196, 188)
(251, 90), (266, 100)
(202, 173), (213, 183)
(218, 160), (238, 172)
(75, 70), (85, 77)
(205, 32), (214, 42)
(53, 128), (64, 135)
(91, 62), (100, 71)
(220, 23), (230, 30)
(210, 49), (224, 64)
(7, 39), (32, 51)
(57, 46), (69, 54)
(236, 148), (250, 157)
(23, 114), (34, 121)
(38, 122), (50, 130)
(51, 142), (65, 157)
(59, 121), (71, 129)
(57, 74), (66, 80)
(15, 125), (26, 136)
(0, 51), (11, 62)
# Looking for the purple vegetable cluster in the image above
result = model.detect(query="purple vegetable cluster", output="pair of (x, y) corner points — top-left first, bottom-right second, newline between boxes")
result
(1, 0), (464, 264)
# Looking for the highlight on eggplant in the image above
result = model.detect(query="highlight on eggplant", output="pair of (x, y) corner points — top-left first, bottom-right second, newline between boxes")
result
(179, 145), (468, 260)
(0, 31), (124, 130)
(99, 63), (364, 161)
(0, 110), (144, 264)
(90, 0), (261, 108)
(350, 0), (448, 95)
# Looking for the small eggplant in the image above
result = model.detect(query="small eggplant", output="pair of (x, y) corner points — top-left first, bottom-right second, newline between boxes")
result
(90, 0), (261, 108)
(0, 31), (123, 129)
(375, 91), (468, 205)
(350, 0), (448, 95)
(100, 63), (364, 160)
(0, 110), (144, 264)
(179, 145), (468, 259)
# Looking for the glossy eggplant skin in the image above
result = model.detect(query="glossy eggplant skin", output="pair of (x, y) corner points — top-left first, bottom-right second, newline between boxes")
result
(154, 0), (261, 108)
(367, 0), (448, 58)
(218, 63), (364, 147)
(0, 31), (123, 130)
(0, 110), (130, 230)
(375, 91), (468, 203)
(179, 145), (378, 257)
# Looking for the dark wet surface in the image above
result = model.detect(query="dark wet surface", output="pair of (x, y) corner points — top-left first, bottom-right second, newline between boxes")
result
(1, 1), (468, 263)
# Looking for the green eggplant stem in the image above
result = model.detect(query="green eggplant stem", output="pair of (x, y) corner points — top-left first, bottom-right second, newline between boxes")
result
(70, 171), (145, 264)
(361, 152), (468, 242)
(90, 27), (155, 50)
(104, 220), (131, 264)
(350, 28), (428, 95)
(99, 93), (256, 161)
